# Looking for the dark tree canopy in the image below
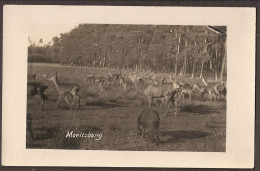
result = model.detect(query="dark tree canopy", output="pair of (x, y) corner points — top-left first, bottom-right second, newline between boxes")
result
(28, 24), (226, 80)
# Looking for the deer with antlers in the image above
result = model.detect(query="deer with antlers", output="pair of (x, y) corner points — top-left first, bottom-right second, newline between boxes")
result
(48, 73), (80, 109)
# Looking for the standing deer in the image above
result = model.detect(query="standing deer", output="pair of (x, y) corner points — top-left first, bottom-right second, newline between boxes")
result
(179, 85), (193, 102)
(201, 76), (221, 100)
(129, 71), (179, 114)
(137, 108), (160, 143)
(193, 83), (218, 101)
(119, 77), (129, 91)
(48, 73), (80, 109)
(27, 82), (48, 111)
(219, 82), (227, 100)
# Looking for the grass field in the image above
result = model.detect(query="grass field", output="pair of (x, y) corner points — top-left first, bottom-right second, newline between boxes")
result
(26, 63), (226, 151)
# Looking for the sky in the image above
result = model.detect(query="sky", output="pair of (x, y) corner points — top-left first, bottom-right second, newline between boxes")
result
(28, 22), (79, 45)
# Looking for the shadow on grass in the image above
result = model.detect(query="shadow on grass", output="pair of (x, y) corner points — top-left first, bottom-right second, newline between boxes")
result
(78, 125), (102, 133)
(180, 104), (221, 115)
(33, 126), (59, 141)
(32, 125), (102, 141)
(160, 131), (211, 144)
(79, 101), (129, 110)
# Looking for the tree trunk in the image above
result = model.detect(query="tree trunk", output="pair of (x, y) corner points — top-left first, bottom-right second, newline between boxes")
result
(200, 61), (204, 78)
(219, 43), (226, 81)
(215, 49), (218, 81)
(191, 60), (196, 78)
(175, 37), (181, 77)
(175, 57), (178, 77)
(183, 55), (187, 77)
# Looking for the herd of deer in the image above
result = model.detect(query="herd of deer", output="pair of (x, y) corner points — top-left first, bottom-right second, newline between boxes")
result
(27, 69), (226, 113)
(27, 70), (226, 143)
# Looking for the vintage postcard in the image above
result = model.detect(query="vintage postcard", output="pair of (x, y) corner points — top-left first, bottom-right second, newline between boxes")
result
(2, 6), (255, 168)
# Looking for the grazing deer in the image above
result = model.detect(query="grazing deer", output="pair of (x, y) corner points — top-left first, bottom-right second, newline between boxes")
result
(91, 75), (106, 90)
(128, 70), (179, 109)
(27, 82), (48, 111)
(131, 76), (179, 114)
(48, 73), (80, 109)
(180, 85), (193, 102)
(201, 76), (221, 100)
(193, 83), (218, 101)
(137, 108), (160, 143)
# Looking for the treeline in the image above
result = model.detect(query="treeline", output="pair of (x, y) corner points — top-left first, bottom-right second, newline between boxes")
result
(28, 24), (227, 80)
(28, 37), (60, 63)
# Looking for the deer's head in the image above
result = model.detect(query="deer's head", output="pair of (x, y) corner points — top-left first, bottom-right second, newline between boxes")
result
(48, 73), (58, 81)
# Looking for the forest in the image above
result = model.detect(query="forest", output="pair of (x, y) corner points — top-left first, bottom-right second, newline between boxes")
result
(28, 24), (227, 81)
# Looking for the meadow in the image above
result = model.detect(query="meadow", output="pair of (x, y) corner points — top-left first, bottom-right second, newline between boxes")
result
(26, 63), (226, 151)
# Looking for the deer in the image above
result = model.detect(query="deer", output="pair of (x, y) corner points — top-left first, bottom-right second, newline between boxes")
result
(27, 81), (48, 111)
(85, 73), (95, 83)
(218, 81), (227, 100)
(48, 73), (80, 109)
(137, 108), (160, 143)
(193, 82), (218, 101)
(106, 71), (122, 86)
(179, 85), (193, 102)
(129, 71), (179, 114)
(28, 73), (47, 82)
(119, 77), (129, 91)
(201, 76), (222, 100)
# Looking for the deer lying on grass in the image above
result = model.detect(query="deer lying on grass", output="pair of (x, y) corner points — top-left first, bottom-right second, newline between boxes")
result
(137, 108), (160, 143)
(27, 82), (48, 111)
(48, 73), (80, 109)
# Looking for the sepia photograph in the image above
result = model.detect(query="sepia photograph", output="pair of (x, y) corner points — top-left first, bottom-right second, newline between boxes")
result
(26, 24), (227, 151)
(2, 6), (255, 168)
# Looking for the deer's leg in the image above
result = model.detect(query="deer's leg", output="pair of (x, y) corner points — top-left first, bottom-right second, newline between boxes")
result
(41, 99), (46, 111)
(159, 97), (165, 108)
(148, 96), (152, 107)
(209, 91), (213, 102)
(71, 95), (80, 109)
(78, 96), (80, 109)
(163, 96), (170, 115)
(64, 95), (70, 105)
(174, 101), (178, 114)
(180, 92), (184, 102)
(189, 93), (192, 102)
(57, 94), (62, 107)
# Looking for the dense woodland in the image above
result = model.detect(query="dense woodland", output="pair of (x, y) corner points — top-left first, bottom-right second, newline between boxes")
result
(28, 24), (227, 81)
